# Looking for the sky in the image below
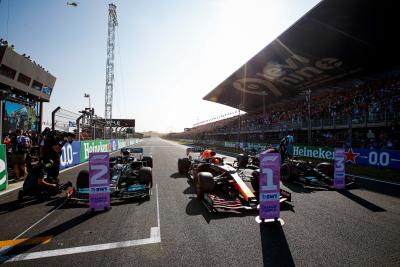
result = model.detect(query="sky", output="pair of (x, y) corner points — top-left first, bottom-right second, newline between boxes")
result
(0, 0), (320, 133)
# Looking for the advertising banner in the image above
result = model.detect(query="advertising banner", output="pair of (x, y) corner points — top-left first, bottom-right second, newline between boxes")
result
(80, 140), (110, 162)
(259, 151), (281, 220)
(224, 142), (236, 148)
(246, 143), (263, 151)
(59, 141), (81, 170)
(334, 148), (346, 189)
(292, 145), (400, 170)
(117, 140), (127, 150)
(89, 152), (110, 210)
(0, 145), (8, 191)
(344, 148), (400, 170)
(110, 139), (118, 152)
(292, 145), (334, 161)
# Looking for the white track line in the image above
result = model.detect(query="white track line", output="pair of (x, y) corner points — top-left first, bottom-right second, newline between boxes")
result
(0, 200), (66, 256)
(1, 235), (157, 262)
(156, 184), (160, 228)
(1, 184), (161, 263)
(13, 200), (66, 240)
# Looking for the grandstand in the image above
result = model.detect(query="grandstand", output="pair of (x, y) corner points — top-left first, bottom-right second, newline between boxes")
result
(169, 75), (400, 150)
(167, 0), (400, 152)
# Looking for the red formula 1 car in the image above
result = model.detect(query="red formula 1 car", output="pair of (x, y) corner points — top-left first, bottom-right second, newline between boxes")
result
(178, 148), (291, 212)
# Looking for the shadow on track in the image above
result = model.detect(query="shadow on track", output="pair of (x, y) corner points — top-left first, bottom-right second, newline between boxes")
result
(0, 210), (99, 262)
(260, 222), (295, 267)
(338, 190), (386, 212)
(281, 181), (329, 194)
(185, 197), (294, 223)
(0, 196), (64, 215)
(170, 172), (188, 179)
(182, 178), (196, 195)
(185, 197), (258, 223)
(62, 196), (149, 209)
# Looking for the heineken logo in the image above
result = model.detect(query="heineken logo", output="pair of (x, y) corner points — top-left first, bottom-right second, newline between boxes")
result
(293, 146), (334, 160)
(83, 142), (109, 160)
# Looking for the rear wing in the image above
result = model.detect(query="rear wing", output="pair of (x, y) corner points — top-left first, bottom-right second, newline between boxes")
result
(132, 147), (144, 154)
(121, 147), (143, 154)
(186, 146), (205, 155)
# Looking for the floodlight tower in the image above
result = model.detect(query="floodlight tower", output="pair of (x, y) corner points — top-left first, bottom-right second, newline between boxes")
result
(104, 3), (118, 137)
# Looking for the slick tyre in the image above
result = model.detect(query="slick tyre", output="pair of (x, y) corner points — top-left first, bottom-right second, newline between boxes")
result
(139, 167), (153, 187)
(142, 156), (153, 168)
(178, 158), (190, 174)
(178, 158), (184, 174)
(236, 154), (249, 168)
(281, 163), (294, 182)
(76, 170), (89, 189)
(315, 162), (334, 178)
(196, 172), (215, 200)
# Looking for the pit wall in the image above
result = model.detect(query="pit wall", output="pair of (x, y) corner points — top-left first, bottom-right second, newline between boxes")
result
(59, 139), (141, 170)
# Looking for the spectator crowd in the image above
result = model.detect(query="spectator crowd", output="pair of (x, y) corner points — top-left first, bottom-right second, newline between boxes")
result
(1, 38), (51, 73)
(171, 75), (400, 150)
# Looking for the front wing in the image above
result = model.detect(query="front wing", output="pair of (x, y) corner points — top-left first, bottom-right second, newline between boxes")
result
(201, 189), (292, 212)
(67, 185), (150, 202)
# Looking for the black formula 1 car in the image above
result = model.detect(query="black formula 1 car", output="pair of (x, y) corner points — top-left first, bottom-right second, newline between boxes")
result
(234, 137), (355, 189)
(280, 159), (354, 189)
(234, 152), (260, 170)
(67, 148), (153, 204)
(178, 148), (291, 212)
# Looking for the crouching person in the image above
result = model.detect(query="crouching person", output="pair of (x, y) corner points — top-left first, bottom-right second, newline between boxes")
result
(18, 165), (59, 201)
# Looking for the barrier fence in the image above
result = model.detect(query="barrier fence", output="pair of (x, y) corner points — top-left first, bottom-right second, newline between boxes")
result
(59, 138), (140, 170)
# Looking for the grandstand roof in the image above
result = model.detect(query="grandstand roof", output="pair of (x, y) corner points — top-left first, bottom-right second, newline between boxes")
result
(203, 0), (400, 113)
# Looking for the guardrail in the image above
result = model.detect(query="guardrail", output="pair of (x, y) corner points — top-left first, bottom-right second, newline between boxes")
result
(59, 138), (140, 170)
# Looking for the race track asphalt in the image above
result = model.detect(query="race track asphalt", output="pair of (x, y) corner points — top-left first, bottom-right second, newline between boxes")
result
(0, 137), (399, 266)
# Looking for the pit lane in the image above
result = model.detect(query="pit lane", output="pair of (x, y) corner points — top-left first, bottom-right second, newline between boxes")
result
(0, 137), (399, 266)
(0, 143), (160, 264)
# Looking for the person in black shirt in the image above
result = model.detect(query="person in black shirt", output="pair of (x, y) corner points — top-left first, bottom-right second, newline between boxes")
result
(18, 165), (59, 201)
(41, 129), (75, 182)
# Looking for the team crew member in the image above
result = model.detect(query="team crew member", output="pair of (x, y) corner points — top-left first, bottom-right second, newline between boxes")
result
(19, 165), (59, 200)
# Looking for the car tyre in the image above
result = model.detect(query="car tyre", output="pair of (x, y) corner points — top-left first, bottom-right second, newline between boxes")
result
(142, 156), (153, 168)
(315, 162), (334, 177)
(281, 163), (294, 182)
(139, 167), (153, 187)
(178, 157), (190, 174)
(196, 172), (215, 200)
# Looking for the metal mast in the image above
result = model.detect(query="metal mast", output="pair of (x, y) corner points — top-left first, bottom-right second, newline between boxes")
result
(104, 3), (118, 137)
